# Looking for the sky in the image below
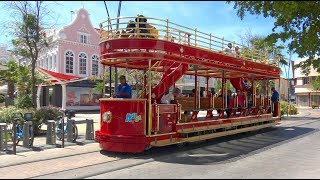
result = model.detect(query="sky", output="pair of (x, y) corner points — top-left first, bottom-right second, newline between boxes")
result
(0, 1), (297, 78)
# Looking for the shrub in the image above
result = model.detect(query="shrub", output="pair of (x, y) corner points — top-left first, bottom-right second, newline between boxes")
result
(0, 106), (19, 123)
(34, 106), (64, 124)
(14, 94), (33, 108)
(0, 94), (5, 103)
(280, 101), (298, 116)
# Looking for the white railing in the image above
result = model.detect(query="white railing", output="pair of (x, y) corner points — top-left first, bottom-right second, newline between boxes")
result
(99, 16), (277, 66)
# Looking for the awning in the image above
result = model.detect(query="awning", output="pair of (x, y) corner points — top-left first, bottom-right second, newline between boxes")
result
(36, 68), (87, 84)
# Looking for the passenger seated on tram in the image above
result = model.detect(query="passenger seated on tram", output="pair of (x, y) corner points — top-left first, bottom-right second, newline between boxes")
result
(189, 89), (196, 97)
(161, 90), (174, 104)
(135, 15), (151, 38)
(225, 43), (234, 56)
(146, 24), (158, 39)
(173, 87), (184, 98)
(114, 75), (132, 98)
(235, 46), (241, 58)
(122, 20), (136, 38)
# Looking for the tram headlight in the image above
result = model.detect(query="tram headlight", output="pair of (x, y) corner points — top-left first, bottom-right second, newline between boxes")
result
(102, 111), (112, 123)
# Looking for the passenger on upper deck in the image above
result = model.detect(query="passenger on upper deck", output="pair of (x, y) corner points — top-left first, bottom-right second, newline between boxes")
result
(225, 43), (233, 56)
(161, 90), (175, 104)
(235, 46), (241, 58)
(135, 15), (150, 37)
(114, 75), (132, 98)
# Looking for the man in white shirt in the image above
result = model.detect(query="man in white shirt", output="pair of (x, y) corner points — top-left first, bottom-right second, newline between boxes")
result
(161, 90), (174, 104)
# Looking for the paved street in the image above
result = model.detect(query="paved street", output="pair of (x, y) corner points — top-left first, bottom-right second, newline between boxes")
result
(1, 108), (320, 179)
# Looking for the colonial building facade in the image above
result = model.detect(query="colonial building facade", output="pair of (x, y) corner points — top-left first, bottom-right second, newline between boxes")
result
(37, 8), (103, 110)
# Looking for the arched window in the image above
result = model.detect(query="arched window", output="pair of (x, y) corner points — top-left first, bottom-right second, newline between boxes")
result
(65, 51), (74, 73)
(92, 54), (99, 76)
(79, 53), (87, 75)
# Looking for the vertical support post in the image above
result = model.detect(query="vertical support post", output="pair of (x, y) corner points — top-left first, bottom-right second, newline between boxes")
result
(85, 119), (94, 140)
(12, 119), (16, 154)
(209, 33), (212, 50)
(36, 84), (42, 109)
(61, 83), (67, 110)
(278, 78), (281, 118)
(148, 59), (152, 136)
(109, 66), (112, 97)
(46, 120), (56, 145)
(0, 123), (7, 152)
(166, 19), (169, 41)
(102, 66), (106, 98)
(222, 37), (224, 51)
(194, 28), (197, 46)
(194, 65), (198, 109)
(22, 121), (32, 148)
(67, 119), (75, 142)
(222, 70), (225, 108)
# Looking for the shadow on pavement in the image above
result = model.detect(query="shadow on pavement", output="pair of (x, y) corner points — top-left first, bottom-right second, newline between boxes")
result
(99, 126), (317, 165)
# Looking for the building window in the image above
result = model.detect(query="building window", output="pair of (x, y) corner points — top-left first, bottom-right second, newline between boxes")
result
(53, 54), (56, 71)
(80, 34), (87, 44)
(44, 57), (48, 69)
(65, 51), (74, 73)
(92, 55), (99, 76)
(79, 53), (87, 75)
(303, 77), (309, 85)
(48, 56), (52, 70)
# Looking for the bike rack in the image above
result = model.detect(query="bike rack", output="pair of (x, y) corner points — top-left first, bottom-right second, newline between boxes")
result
(74, 119), (95, 141)
(85, 119), (94, 140)
(46, 120), (56, 145)
(0, 123), (8, 152)
(67, 119), (75, 142)
(22, 121), (33, 148)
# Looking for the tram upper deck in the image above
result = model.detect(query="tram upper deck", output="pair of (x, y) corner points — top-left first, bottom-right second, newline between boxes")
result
(99, 16), (281, 80)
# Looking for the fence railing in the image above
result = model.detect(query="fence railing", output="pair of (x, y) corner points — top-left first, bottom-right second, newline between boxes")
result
(99, 16), (278, 66)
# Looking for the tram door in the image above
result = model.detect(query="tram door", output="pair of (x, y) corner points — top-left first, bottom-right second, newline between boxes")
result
(152, 104), (178, 134)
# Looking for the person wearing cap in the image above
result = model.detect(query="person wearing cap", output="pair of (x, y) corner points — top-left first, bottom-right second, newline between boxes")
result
(114, 75), (132, 98)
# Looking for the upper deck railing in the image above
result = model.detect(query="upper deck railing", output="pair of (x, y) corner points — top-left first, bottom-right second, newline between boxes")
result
(99, 16), (279, 67)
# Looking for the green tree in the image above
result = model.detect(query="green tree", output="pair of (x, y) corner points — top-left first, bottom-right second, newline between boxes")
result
(5, 1), (50, 108)
(0, 61), (19, 98)
(228, 1), (320, 75)
(311, 76), (320, 106)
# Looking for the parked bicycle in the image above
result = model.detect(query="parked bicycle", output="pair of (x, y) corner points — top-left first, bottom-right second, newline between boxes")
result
(11, 112), (34, 146)
(56, 110), (78, 142)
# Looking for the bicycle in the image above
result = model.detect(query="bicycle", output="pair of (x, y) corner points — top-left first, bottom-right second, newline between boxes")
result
(56, 110), (78, 142)
(11, 112), (34, 146)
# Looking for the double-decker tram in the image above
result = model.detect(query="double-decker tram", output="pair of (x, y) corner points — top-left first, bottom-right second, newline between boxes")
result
(95, 15), (281, 153)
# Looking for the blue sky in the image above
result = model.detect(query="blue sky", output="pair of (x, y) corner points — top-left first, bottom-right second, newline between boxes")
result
(0, 1), (296, 78)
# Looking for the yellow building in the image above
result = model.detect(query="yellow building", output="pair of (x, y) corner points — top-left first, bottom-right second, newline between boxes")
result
(293, 59), (320, 107)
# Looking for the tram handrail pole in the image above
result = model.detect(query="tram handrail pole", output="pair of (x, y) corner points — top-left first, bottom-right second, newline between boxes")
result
(148, 59), (152, 136)
(102, 66), (106, 98)
(166, 19), (169, 41)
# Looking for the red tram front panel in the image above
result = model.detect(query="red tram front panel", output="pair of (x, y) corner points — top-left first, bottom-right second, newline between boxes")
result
(95, 99), (148, 152)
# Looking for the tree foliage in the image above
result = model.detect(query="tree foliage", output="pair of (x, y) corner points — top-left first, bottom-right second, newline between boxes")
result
(4, 1), (50, 108)
(312, 76), (320, 92)
(227, 1), (320, 75)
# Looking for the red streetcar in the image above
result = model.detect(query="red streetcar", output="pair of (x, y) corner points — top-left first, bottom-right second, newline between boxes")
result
(95, 15), (281, 153)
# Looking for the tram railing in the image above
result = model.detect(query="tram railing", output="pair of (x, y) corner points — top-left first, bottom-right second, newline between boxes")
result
(99, 16), (277, 66)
